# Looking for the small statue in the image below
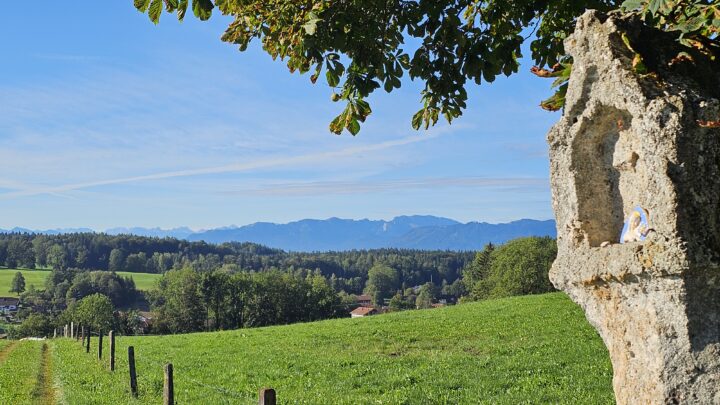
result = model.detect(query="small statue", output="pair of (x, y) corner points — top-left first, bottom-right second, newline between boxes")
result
(620, 206), (651, 243)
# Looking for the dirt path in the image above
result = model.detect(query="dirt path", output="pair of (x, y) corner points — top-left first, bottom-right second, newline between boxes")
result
(0, 341), (19, 365)
(32, 343), (55, 405)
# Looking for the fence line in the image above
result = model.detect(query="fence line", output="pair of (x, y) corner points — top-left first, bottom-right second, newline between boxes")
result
(140, 355), (255, 401)
(54, 327), (274, 404)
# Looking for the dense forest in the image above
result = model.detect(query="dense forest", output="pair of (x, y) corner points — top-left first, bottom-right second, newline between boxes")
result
(0, 232), (474, 294)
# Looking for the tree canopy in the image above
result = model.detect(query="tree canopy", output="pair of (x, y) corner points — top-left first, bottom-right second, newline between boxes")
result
(461, 236), (557, 300)
(132, 0), (719, 134)
(10, 271), (26, 295)
(73, 293), (115, 333)
(364, 263), (400, 305)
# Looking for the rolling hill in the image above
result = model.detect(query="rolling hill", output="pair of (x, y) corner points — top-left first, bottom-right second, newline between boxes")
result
(0, 293), (613, 404)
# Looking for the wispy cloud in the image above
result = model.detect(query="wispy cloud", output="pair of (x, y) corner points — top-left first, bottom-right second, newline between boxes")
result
(0, 134), (439, 200)
(219, 177), (549, 197)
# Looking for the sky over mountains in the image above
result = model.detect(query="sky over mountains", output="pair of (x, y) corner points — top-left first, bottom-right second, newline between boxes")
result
(0, 216), (556, 252)
(0, 2), (557, 231)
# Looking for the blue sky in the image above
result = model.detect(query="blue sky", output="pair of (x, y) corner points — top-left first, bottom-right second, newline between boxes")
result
(0, 2), (558, 230)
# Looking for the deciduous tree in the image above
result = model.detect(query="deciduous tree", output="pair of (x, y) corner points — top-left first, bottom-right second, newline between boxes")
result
(364, 264), (399, 306)
(74, 293), (115, 334)
(132, 1), (720, 133)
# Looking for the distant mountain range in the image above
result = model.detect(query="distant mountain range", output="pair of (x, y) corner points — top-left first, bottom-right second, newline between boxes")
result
(0, 216), (556, 251)
(104, 227), (195, 239)
(0, 227), (95, 235)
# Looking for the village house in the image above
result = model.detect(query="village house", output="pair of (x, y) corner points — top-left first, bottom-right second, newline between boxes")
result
(350, 306), (378, 318)
(355, 294), (372, 307)
(0, 297), (19, 314)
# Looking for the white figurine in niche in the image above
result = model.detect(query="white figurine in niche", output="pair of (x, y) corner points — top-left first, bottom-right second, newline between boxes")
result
(620, 206), (651, 243)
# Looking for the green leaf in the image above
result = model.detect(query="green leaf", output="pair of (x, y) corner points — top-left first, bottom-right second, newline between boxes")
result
(329, 114), (344, 134)
(383, 79), (393, 92)
(310, 63), (322, 84)
(326, 70), (340, 87)
(632, 53), (647, 74)
(164, 0), (179, 11)
(648, 0), (662, 15)
(398, 54), (410, 69)
(303, 12), (322, 35)
(411, 110), (424, 130)
(303, 21), (317, 35)
(303, 19), (322, 35)
(192, 0), (213, 21)
(134, 0), (151, 12)
(354, 99), (371, 120)
(621, 0), (646, 12)
(177, 0), (188, 20)
(148, 0), (163, 24)
(346, 118), (360, 135)
(621, 33), (635, 52)
(540, 83), (568, 112)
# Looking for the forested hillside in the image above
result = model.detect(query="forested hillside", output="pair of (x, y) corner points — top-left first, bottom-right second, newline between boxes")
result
(2, 232), (557, 339)
(0, 232), (474, 292)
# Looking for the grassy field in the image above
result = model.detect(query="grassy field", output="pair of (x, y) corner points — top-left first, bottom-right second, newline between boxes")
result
(0, 340), (52, 404)
(38, 293), (613, 404)
(0, 269), (160, 294)
(115, 272), (160, 291)
(0, 269), (49, 296)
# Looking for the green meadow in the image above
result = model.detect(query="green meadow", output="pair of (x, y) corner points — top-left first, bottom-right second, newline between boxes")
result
(1, 293), (614, 404)
(0, 269), (160, 295)
(0, 269), (50, 296)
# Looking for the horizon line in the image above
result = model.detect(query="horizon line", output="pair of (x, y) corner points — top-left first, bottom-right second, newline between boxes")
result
(0, 215), (556, 235)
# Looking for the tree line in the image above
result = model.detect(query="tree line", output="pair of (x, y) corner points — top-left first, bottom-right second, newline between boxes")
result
(0, 232), (474, 294)
(4, 234), (557, 338)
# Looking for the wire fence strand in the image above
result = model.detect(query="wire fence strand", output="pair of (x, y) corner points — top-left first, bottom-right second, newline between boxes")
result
(60, 328), (261, 403)
(141, 356), (255, 401)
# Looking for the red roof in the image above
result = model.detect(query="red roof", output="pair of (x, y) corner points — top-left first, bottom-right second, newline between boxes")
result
(350, 306), (377, 316)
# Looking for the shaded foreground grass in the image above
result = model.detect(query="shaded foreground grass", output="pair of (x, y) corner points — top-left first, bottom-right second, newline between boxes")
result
(51, 293), (613, 404)
(0, 269), (160, 293)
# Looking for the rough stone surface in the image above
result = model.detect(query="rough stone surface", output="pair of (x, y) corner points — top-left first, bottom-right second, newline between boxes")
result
(548, 10), (720, 405)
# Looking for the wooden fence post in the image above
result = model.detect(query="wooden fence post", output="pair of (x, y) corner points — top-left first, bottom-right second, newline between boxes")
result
(81, 326), (85, 346)
(128, 346), (138, 398)
(70, 321), (74, 339)
(259, 388), (276, 405)
(109, 331), (115, 371)
(64, 324), (67, 338)
(53, 328), (57, 339)
(164, 363), (174, 405)
(98, 333), (103, 360)
(86, 331), (91, 353)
